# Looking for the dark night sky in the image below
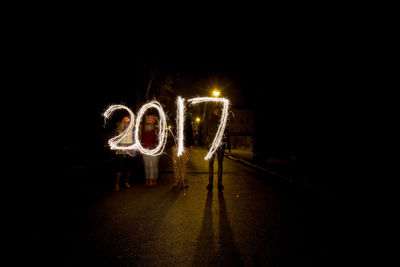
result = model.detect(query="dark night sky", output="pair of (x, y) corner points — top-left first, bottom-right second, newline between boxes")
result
(23, 12), (346, 137)
(57, 50), (281, 129)
(28, 26), (342, 158)
(57, 45), (313, 112)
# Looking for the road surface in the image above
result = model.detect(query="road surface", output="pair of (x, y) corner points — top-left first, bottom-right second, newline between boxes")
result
(26, 147), (335, 266)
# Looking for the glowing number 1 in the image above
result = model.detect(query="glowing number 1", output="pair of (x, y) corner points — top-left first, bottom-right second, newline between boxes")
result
(176, 96), (185, 157)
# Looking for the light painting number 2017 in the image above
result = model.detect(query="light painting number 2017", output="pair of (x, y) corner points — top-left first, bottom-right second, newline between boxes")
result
(103, 97), (230, 160)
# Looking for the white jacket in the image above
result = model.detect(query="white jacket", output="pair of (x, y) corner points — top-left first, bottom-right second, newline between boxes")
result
(115, 122), (135, 156)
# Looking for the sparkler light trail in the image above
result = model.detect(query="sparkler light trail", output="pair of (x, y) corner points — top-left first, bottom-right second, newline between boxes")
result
(103, 104), (137, 151)
(134, 100), (168, 156)
(188, 97), (230, 160)
(176, 96), (185, 157)
(103, 97), (230, 161)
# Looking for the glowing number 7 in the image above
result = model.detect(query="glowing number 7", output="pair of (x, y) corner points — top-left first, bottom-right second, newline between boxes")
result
(186, 97), (230, 160)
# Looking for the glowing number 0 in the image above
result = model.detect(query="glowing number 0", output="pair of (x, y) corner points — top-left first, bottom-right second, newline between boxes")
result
(134, 101), (168, 156)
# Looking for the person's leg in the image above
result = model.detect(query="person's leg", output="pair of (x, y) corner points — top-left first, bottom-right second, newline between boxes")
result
(172, 146), (180, 187)
(115, 155), (123, 190)
(125, 171), (131, 188)
(123, 156), (131, 188)
(181, 148), (189, 188)
(152, 155), (160, 185)
(147, 155), (158, 186)
(217, 148), (225, 191)
(143, 154), (151, 186)
(207, 154), (215, 190)
(115, 171), (121, 191)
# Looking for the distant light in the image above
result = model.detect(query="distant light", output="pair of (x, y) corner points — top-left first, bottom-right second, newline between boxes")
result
(212, 90), (220, 97)
(196, 117), (201, 122)
(168, 125), (172, 129)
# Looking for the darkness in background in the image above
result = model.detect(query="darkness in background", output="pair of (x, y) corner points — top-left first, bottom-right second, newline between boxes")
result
(26, 31), (344, 186)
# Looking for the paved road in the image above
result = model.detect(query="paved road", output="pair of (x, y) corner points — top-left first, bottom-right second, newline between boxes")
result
(27, 147), (335, 266)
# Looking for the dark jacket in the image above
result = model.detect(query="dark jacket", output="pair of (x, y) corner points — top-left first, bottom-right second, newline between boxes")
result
(206, 114), (230, 149)
(183, 118), (194, 148)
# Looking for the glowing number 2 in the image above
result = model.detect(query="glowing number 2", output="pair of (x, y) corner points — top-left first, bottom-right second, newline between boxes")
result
(103, 104), (137, 151)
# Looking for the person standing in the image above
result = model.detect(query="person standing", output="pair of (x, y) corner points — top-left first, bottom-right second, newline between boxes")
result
(206, 106), (230, 191)
(114, 115), (136, 191)
(141, 113), (160, 187)
(172, 117), (194, 189)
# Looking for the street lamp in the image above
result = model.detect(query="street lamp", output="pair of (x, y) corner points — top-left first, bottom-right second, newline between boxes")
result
(212, 90), (220, 97)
